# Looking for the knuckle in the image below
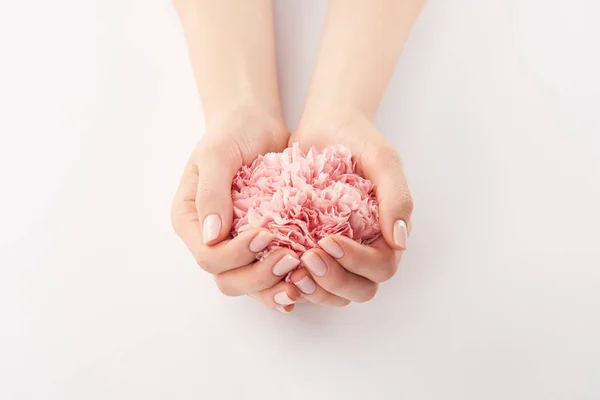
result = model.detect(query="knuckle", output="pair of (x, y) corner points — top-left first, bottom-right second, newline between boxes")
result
(195, 182), (214, 205)
(176, 161), (199, 188)
(183, 163), (199, 184)
(374, 263), (398, 283)
(400, 190), (414, 216)
(355, 283), (379, 303)
(196, 259), (211, 273)
(170, 209), (194, 236)
(248, 278), (269, 293)
(337, 298), (351, 307)
(214, 275), (240, 297)
(194, 252), (216, 275)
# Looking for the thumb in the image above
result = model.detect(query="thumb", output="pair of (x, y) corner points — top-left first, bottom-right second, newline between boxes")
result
(364, 147), (414, 251)
(192, 140), (242, 246)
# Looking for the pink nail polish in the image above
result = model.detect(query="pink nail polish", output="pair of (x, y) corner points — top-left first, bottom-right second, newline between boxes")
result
(294, 275), (317, 295)
(274, 291), (295, 305)
(302, 252), (327, 277)
(249, 231), (274, 253)
(272, 255), (300, 276)
(202, 214), (221, 244)
(393, 220), (408, 250)
(318, 237), (344, 259)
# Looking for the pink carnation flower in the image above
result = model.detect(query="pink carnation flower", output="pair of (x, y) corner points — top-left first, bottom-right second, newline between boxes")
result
(231, 143), (381, 261)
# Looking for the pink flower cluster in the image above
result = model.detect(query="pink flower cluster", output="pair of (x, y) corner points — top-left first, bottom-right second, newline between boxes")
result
(231, 143), (381, 260)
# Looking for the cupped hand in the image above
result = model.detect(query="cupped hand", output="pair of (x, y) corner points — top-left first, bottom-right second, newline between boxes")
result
(171, 108), (302, 313)
(288, 112), (414, 306)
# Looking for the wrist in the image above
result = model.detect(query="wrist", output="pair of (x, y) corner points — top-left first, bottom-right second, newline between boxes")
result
(204, 103), (289, 145)
(204, 95), (284, 126)
(296, 108), (370, 136)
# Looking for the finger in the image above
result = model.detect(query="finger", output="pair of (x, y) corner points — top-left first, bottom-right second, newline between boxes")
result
(194, 228), (277, 274)
(248, 281), (302, 313)
(192, 139), (243, 246)
(214, 249), (300, 296)
(318, 235), (402, 283)
(171, 140), (241, 258)
(171, 162), (205, 261)
(288, 268), (350, 307)
(299, 249), (379, 303)
(362, 144), (414, 251)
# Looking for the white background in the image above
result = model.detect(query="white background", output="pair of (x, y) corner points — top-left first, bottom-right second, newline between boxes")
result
(1, 0), (599, 399)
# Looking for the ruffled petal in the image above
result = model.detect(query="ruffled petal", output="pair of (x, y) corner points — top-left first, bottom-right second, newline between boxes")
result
(231, 143), (381, 264)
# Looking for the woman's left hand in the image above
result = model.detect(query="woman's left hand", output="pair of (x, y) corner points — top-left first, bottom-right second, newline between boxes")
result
(288, 113), (414, 306)
(171, 108), (304, 313)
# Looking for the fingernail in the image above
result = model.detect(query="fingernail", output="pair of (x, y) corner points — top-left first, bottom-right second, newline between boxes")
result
(202, 214), (221, 244)
(274, 291), (295, 305)
(272, 255), (300, 276)
(393, 220), (408, 250)
(275, 305), (291, 313)
(249, 231), (274, 253)
(318, 237), (344, 259)
(294, 275), (317, 295)
(301, 252), (327, 277)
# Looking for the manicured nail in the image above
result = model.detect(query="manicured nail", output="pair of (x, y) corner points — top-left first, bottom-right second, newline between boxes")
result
(249, 231), (274, 253)
(202, 214), (221, 244)
(301, 252), (327, 277)
(275, 306), (291, 313)
(272, 255), (300, 276)
(393, 220), (408, 250)
(294, 275), (316, 295)
(318, 237), (344, 259)
(274, 291), (295, 305)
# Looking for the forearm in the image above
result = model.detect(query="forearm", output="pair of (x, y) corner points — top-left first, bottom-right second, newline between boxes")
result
(174, 0), (283, 125)
(300, 0), (426, 128)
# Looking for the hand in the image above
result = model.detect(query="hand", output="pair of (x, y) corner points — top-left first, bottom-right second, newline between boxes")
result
(287, 112), (414, 306)
(171, 108), (302, 313)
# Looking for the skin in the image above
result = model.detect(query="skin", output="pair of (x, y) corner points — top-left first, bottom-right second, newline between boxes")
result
(171, 0), (425, 312)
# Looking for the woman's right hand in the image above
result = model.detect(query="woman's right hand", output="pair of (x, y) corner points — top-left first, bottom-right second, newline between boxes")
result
(171, 107), (302, 313)
(287, 112), (413, 307)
